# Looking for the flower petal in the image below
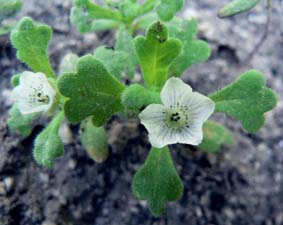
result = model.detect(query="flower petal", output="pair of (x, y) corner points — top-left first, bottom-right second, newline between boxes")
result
(139, 104), (166, 134)
(177, 125), (203, 145)
(184, 92), (215, 123)
(161, 77), (193, 107)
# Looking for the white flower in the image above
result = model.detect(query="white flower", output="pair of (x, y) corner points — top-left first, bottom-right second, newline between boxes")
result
(12, 71), (56, 114)
(139, 77), (215, 148)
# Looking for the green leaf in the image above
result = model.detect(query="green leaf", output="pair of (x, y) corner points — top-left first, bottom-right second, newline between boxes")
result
(58, 55), (125, 126)
(119, 0), (140, 20)
(71, 6), (120, 33)
(8, 104), (39, 136)
(94, 46), (128, 80)
(80, 119), (109, 163)
(218, 0), (261, 18)
(168, 18), (211, 77)
(132, 146), (183, 216)
(135, 13), (159, 31)
(115, 27), (138, 78)
(199, 121), (234, 153)
(10, 17), (55, 78)
(0, 0), (22, 19)
(134, 21), (182, 89)
(121, 84), (161, 111)
(70, 0), (122, 33)
(156, 0), (185, 21)
(209, 70), (277, 132)
(59, 53), (79, 74)
(33, 111), (64, 167)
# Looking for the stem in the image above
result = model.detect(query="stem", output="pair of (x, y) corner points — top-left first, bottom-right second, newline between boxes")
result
(240, 0), (271, 66)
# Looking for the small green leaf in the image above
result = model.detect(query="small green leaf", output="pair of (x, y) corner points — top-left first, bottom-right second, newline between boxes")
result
(0, 0), (22, 19)
(209, 70), (277, 132)
(119, 0), (140, 20)
(168, 19), (211, 77)
(115, 27), (138, 78)
(11, 17), (55, 78)
(218, 0), (261, 18)
(156, 0), (185, 21)
(58, 55), (125, 126)
(94, 46), (128, 80)
(121, 84), (161, 111)
(8, 104), (39, 136)
(199, 121), (234, 153)
(80, 119), (109, 163)
(71, 6), (120, 33)
(71, 0), (122, 33)
(132, 146), (183, 216)
(59, 53), (79, 74)
(33, 111), (64, 167)
(135, 21), (182, 89)
(10, 73), (20, 87)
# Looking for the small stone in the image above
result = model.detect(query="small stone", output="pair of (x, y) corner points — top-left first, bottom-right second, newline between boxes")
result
(42, 221), (56, 225)
(59, 122), (73, 145)
(3, 177), (14, 192)
(68, 159), (76, 170)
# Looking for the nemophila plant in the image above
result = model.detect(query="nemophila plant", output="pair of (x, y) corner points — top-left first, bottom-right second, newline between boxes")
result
(8, 13), (277, 217)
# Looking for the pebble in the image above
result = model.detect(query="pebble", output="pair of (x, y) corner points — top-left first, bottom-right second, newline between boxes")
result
(3, 177), (14, 192)
(42, 221), (56, 225)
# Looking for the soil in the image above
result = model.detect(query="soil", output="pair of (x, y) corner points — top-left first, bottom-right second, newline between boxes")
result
(0, 0), (283, 225)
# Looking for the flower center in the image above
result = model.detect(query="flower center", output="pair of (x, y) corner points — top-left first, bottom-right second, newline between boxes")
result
(164, 107), (190, 132)
(28, 85), (50, 106)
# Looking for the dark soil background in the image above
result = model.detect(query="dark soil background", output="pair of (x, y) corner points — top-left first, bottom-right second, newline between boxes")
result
(0, 0), (283, 225)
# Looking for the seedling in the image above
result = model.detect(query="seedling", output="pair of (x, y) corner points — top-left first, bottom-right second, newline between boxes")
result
(7, 0), (277, 217)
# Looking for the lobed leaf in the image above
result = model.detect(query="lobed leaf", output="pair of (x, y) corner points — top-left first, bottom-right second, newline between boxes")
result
(156, 0), (185, 21)
(58, 55), (125, 126)
(199, 121), (234, 153)
(8, 104), (39, 137)
(209, 70), (277, 132)
(11, 17), (55, 78)
(132, 147), (183, 216)
(168, 18), (211, 77)
(33, 112), (64, 167)
(134, 21), (182, 89)
(94, 46), (128, 80)
(218, 0), (261, 18)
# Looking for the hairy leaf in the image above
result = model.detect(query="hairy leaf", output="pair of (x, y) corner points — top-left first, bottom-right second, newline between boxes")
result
(132, 147), (183, 216)
(135, 21), (182, 89)
(58, 55), (125, 126)
(115, 27), (138, 78)
(199, 121), (234, 153)
(33, 112), (64, 167)
(121, 84), (161, 111)
(94, 46), (128, 80)
(209, 70), (277, 132)
(168, 19), (211, 77)
(218, 0), (261, 18)
(11, 17), (55, 78)
(80, 119), (109, 163)
(8, 104), (39, 136)
(156, 0), (184, 21)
